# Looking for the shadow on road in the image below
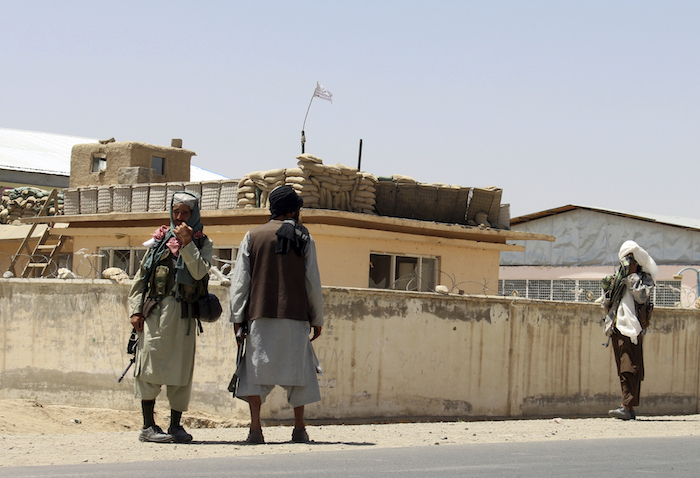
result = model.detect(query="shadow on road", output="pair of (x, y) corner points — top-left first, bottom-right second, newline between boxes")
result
(189, 440), (377, 446)
(636, 417), (700, 422)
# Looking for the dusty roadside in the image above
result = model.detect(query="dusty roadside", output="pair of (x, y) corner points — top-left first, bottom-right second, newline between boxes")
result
(1, 399), (699, 467)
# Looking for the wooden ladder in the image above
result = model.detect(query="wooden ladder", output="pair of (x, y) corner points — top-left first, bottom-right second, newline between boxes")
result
(7, 189), (67, 278)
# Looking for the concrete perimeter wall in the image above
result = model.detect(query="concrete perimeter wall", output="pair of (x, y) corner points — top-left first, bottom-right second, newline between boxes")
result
(1, 279), (699, 421)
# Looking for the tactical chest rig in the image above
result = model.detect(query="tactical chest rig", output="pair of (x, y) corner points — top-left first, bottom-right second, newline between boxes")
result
(142, 236), (211, 335)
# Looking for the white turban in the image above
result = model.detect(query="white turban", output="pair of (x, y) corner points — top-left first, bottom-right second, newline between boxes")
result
(618, 240), (658, 281)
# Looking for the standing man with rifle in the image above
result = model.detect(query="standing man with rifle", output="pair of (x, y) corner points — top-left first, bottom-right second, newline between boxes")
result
(128, 192), (213, 443)
(229, 185), (324, 444)
(602, 240), (656, 420)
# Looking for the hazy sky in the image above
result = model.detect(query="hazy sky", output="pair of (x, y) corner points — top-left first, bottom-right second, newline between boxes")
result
(3, 1), (699, 219)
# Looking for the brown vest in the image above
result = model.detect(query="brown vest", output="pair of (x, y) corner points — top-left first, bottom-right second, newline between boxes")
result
(246, 220), (309, 322)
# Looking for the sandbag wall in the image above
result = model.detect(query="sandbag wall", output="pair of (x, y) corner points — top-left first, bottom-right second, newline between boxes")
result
(0, 188), (64, 225)
(237, 154), (378, 213)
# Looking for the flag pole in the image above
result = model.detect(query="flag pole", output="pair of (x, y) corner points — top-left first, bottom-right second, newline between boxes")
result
(301, 95), (315, 154)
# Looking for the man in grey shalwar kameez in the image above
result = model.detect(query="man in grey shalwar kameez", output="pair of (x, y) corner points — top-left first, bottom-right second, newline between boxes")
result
(230, 185), (323, 444)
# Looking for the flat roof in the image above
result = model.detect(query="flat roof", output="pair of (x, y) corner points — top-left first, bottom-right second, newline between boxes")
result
(0, 224), (49, 241)
(22, 208), (554, 244)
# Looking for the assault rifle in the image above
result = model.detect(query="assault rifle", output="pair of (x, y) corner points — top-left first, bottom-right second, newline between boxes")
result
(227, 322), (248, 396)
(117, 328), (138, 383)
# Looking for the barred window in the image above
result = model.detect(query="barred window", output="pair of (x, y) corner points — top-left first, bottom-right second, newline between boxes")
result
(500, 279), (527, 298)
(654, 280), (681, 308)
(578, 280), (604, 302)
(369, 253), (439, 292)
(528, 280), (552, 300)
(212, 246), (238, 276)
(499, 278), (677, 307)
(552, 279), (576, 302)
(96, 246), (237, 280)
(97, 248), (146, 278)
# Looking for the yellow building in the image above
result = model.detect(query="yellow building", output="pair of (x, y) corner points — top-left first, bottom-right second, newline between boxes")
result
(2, 132), (552, 288)
(18, 207), (552, 294)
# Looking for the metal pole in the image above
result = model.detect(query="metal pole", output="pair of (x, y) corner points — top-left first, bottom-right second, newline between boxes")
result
(301, 93), (315, 154)
(357, 139), (363, 170)
(675, 267), (700, 301)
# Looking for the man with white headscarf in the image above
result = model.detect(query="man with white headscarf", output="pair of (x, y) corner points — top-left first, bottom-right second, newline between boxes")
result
(601, 240), (656, 420)
(230, 185), (323, 444)
(128, 192), (213, 442)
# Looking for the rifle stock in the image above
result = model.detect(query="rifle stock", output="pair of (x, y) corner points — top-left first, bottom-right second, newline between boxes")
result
(227, 323), (247, 394)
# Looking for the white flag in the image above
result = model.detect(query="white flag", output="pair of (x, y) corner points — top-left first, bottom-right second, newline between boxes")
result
(313, 82), (333, 103)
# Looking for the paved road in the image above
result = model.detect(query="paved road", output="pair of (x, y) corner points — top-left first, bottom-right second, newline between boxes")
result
(2, 436), (698, 477)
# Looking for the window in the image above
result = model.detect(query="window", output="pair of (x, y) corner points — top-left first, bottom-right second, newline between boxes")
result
(92, 155), (107, 172)
(212, 246), (238, 276)
(54, 253), (73, 272)
(151, 156), (165, 175)
(369, 253), (438, 292)
(97, 248), (147, 278)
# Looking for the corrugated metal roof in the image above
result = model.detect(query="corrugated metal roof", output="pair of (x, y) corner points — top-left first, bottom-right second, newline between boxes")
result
(190, 165), (228, 181)
(0, 128), (96, 175)
(511, 204), (700, 232)
(0, 127), (227, 181)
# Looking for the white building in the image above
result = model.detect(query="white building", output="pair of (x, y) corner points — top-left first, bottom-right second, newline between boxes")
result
(499, 205), (700, 308)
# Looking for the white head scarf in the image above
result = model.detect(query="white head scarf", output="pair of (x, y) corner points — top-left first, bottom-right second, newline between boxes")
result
(618, 240), (658, 281)
(172, 192), (198, 210)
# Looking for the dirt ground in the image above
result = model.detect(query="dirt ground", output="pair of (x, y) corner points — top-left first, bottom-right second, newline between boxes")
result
(1, 399), (700, 467)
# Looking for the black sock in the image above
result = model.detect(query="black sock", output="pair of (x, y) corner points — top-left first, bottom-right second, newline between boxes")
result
(170, 410), (182, 430)
(142, 400), (156, 429)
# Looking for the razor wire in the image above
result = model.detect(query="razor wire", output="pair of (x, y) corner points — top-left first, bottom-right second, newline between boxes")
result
(0, 250), (238, 281)
(0, 253), (698, 309)
(1, 252), (60, 278)
(212, 255), (235, 276)
(73, 248), (109, 278)
(659, 281), (697, 308)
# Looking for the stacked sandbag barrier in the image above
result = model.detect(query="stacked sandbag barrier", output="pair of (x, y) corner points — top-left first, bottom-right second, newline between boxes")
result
(236, 168), (286, 209)
(236, 154), (378, 214)
(0, 187), (64, 225)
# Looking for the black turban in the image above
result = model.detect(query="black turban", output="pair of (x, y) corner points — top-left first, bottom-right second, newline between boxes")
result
(269, 185), (303, 218)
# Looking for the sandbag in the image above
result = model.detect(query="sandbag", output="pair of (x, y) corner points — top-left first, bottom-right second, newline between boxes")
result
(296, 153), (323, 164)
